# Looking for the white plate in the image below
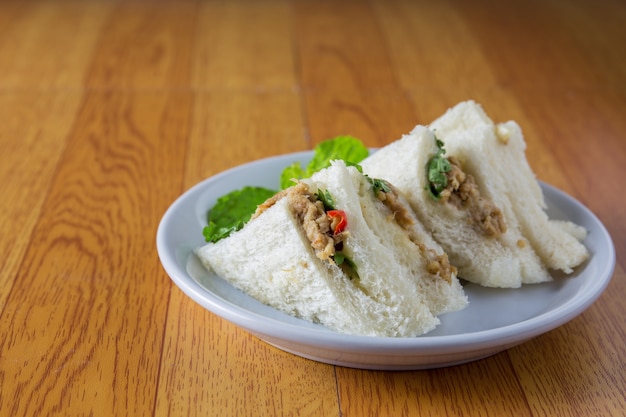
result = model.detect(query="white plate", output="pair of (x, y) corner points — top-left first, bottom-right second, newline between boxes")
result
(156, 151), (615, 370)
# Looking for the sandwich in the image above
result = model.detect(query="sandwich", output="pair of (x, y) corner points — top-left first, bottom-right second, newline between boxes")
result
(360, 100), (589, 288)
(196, 160), (468, 337)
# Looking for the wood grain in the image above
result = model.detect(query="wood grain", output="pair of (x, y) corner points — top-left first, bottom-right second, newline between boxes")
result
(0, 0), (624, 416)
(155, 290), (339, 417)
(0, 92), (191, 416)
(85, 1), (198, 90)
(0, 93), (81, 309)
(184, 91), (307, 185)
(510, 266), (626, 416)
(192, 0), (297, 91)
(295, 0), (400, 93)
(336, 357), (535, 417)
(0, 1), (112, 89)
(372, 0), (500, 93)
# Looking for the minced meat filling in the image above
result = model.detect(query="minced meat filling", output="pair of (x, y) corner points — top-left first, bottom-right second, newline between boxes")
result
(252, 187), (290, 218)
(374, 182), (415, 230)
(253, 182), (344, 261)
(375, 182), (455, 284)
(254, 179), (458, 283)
(421, 243), (456, 284)
(290, 186), (336, 261)
(439, 156), (507, 238)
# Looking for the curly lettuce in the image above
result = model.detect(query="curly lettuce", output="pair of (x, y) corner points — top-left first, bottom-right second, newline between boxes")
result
(203, 186), (276, 243)
(279, 135), (369, 189)
(203, 136), (369, 243)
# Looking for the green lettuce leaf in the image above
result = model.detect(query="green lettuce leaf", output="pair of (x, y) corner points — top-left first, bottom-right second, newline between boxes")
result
(279, 135), (369, 189)
(279, 162), (306, 190)
(306, 135), (369, 175)
(204, 135), (369, 242)
(203, 186), (276, 243)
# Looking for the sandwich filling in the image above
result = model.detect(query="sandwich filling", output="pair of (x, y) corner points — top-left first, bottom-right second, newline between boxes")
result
(373, 180), (456, 284)
(255, 177), (455, 284)
(439, 156), (506, 238)
(253, 182), (348, 263)
(426, 138), (506, 238)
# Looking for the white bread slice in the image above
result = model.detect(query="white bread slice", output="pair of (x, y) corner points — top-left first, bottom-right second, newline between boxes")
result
(361, 101), (588, 287)
(304, 161), (468, 317)
(197, 196), (425, 337)
(361, 128), (537, 287)
(196, 161), (467, 337)
(430, 101), (588, 274)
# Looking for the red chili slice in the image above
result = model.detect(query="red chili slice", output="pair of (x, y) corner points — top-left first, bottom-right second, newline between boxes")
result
(327, 209), (347, 234)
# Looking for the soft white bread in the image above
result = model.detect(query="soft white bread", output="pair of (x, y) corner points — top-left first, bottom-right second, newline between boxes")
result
(430, 101), (588, 274)
(196, 161), (467, 337)
(197, 196), (427, 337)
(360, 101), (588, 287)
(361, 127), (539, 287)
(304, 161), (468, 317)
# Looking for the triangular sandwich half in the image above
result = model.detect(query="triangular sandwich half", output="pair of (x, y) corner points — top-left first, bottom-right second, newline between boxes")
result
(360, 101), (588, 287)
(196, 160), (467, 336)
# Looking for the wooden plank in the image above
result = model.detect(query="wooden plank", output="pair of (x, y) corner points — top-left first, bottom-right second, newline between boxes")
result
(193, 0), (296, 91)
(0, 1), (112, 89)
(371, 0), (499, 91)
(0, 93), (81, 309)
(453, 0), (597, 90)
(184, 91), (308, 186)
(155, 290), (339, 417)
(0, 92), (192, 416)
(294, 0), (417, 146)
(336, 358), (533, 416)
(302, 89), (418, 147)
(294, 0), (400, 92)
(510, 264), (626, 416)
(85, 1), (198, 90)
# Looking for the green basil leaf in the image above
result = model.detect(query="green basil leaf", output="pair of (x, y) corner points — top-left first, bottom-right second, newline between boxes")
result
(316, 189), (335, 211)
(426, 136), (451, 200)
(367, 176), (391, 194)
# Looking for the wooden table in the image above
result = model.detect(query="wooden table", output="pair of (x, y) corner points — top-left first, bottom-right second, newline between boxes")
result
(1, 0), (624, 415)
